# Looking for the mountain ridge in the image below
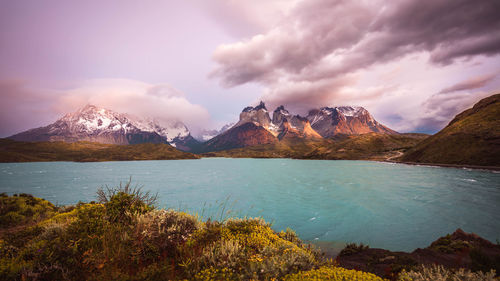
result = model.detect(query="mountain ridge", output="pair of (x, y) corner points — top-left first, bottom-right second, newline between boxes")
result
(199, 102), (397, 152)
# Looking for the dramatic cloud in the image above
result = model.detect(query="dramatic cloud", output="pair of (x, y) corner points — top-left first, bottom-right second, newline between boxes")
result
(211, 0), (500, 132)
(438, 74), (497, 94)
(0, 79), (211, 137)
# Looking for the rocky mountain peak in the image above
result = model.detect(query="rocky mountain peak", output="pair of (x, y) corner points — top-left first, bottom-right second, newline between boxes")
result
(272, 105), (292, 126)
(242, 101), (267, 113)
(236, 101), (272, 129)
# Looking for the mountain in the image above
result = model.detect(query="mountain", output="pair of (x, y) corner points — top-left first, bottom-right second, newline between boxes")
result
(201, 122), (277, 152)
(307, 106), (397, 137)
(9, 105), (201, 151)
(200, 102), (397, 152)
(234, 101), (274, 130)
(400, 93), (500, 166)
(201, 102), (319, 151)
(273, 106), (322, 140)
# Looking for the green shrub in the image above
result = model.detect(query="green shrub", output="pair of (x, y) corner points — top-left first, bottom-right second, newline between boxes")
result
(133, 209), (201, 263)
(430, 234), (470, 253)
(339, 242), (370, 256)
(97, 179), (156, 225)
(0, 194), (56, 227)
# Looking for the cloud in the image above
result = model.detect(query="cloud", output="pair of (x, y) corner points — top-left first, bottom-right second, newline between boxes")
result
(195, 0), (299, 38)
(210, 0), (500, 132)
(0, 79), (211, 137)
(438, 74), (497, 94)
(0, 80), (61, 137)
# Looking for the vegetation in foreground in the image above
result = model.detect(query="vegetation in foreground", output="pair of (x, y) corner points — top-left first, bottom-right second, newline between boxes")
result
(1, 184), (498, 280)
(0, 139), (199, 162)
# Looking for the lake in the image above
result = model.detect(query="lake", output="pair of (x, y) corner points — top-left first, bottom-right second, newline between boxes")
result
(1, 158), (499, 252)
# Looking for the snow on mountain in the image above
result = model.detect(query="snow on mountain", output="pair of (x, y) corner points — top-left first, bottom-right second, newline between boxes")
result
(9, 104), (197, 149)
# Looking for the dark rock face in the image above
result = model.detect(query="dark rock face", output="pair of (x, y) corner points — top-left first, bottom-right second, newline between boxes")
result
(307, 106), (397, 137)
(272, 105), (292, 127)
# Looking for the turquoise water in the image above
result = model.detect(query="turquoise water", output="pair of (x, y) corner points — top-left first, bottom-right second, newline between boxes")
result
(1, 158), (499, 252)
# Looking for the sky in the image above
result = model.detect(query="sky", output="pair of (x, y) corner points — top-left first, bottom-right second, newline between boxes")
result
(1, 0), (499, 137)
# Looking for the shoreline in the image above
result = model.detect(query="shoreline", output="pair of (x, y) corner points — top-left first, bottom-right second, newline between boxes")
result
(385, 160), (500, 171)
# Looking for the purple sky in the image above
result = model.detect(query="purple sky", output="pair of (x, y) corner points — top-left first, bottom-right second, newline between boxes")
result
(1, 0), (499, 137)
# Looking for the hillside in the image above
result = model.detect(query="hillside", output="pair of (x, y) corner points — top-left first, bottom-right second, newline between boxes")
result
(203, 133), (428, 160)
(400, 94), (500, 166)
(0, 139), (199, 162)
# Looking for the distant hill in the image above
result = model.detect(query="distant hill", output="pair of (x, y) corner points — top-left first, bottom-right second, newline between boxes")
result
(400, 93), (500, 167)
(0, 139), (199, 162)
(203, 133), (428, 160)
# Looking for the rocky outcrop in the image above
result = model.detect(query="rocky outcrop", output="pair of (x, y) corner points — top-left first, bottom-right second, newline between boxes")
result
(235, 101), (272, 130)
(338, 229), (500, 279)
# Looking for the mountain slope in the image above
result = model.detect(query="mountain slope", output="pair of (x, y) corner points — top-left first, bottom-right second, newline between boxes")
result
(9, 105), (201, 151)
(400, 93), (500, 166)
(0, 138), (199, 162)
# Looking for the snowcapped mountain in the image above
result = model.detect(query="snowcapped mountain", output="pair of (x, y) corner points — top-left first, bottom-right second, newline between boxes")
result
(9, 105), (200, 150)
(306, 106), (397, 137)
(201, 102), (397, 152)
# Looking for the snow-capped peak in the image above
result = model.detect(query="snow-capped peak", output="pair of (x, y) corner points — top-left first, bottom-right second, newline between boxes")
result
(335, 106), (367, 117)
(59, 104), (190, 143)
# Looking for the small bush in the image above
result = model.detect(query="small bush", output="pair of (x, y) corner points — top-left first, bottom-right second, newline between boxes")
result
(430, 234), (470, 253)
(339, 242), (370, 256)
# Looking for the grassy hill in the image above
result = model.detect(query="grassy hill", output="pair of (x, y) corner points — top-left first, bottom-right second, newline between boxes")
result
(400, 94), (500, 166)
(203, 133), (428, 161)
(0, 139), (199, 162)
